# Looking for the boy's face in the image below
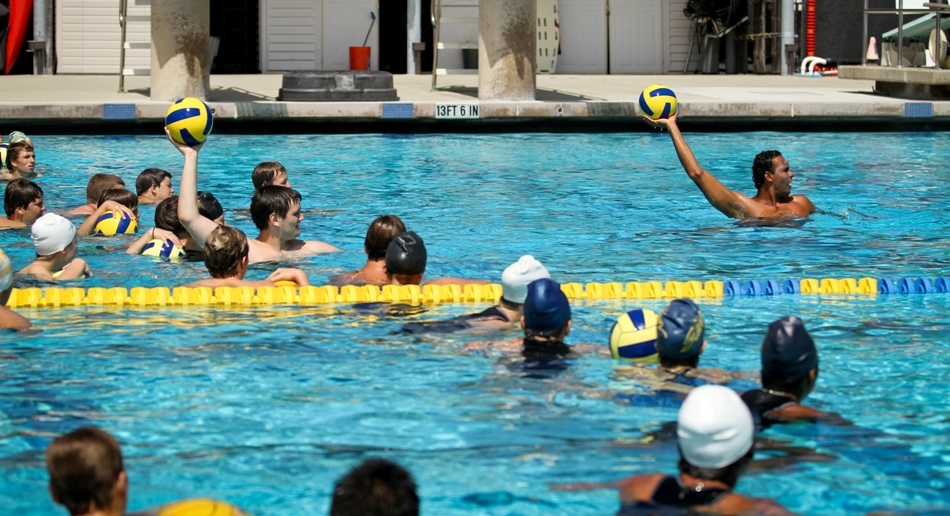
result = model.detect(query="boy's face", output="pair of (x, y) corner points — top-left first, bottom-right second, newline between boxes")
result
(12, 151), (35, 174)
(20, 195), (46, 225)
(275, 201), (302, 241)
(272, 171), (291, 188)
(153, 177), (174, 201)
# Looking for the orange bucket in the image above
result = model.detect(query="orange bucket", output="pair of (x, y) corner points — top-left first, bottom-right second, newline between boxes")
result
(349, 46), (371, 70)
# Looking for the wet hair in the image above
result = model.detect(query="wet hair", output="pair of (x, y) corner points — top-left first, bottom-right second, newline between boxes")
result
(197, 191), (224, 221)
(677, 445), (753, 489)
(365, 215), (406, 261)
(250, 186), (302, 230)
(524, 322), (570, 342)
(752, 150), (783, 189)
(252, 161), (287, 190)
(97, 189), (138, 211)
(522, 335), (571, 361)
(658, 354), (700, 370)
(203, 226), (249, 278)
(4, 178), (43, 217)
(5, 141), (33, 170)
(762, 368), (818, 401)
(134, 168), (172, 196)
(86, 174), (125, 204)
(154, 196), (187, 238)
(330, 458), (419, 516)
(46, 427), (124, 516)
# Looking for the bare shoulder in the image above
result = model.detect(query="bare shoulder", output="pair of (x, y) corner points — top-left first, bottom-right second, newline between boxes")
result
(248, 240), (280, 263)
(301, 239), (342, 253)
(0, 218), (25, 229)
(716, 493), (796, 516)
(618, 473), (666, 503)
(790, 194), (816, 213)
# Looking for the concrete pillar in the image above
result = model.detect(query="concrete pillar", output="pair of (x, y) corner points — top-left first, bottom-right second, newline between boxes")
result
(478, 0), (536, 101)
(150, 0), (211, 101)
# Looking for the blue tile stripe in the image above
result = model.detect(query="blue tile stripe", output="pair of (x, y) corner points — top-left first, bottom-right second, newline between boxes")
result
(382, 103), (414, 119)
(102, 104), (136, 120)
(904, 102), (933, 118)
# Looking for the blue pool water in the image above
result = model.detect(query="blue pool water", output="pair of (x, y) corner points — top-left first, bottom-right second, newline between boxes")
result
(1, 133), (950, 515)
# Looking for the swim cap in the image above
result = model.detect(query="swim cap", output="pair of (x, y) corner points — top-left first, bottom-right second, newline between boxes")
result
(31, 213), (76, 257)
(523, 278), (571, 334)
(8, 131), (30, 144)
(761, 316), (818, 380)
(501, 255), (550, 304)
(0, 248), (12, 291)
(677, 385), (754, 469)
(197, 191), (224, 221)
(657, 299), (705, 359)
(385, 231), (427, 275)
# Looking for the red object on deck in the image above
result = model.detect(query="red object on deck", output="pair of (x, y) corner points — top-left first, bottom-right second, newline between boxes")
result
(805, 0), (816, 57)
(4, 0), (34, 74)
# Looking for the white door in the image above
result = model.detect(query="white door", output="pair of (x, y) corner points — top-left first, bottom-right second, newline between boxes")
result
(323, 0), (379, 70)
(262, 0), (322, 71)
(610, 0), (664, 73)
(556, 0), (608, 73)
(56, 0), (151, 74)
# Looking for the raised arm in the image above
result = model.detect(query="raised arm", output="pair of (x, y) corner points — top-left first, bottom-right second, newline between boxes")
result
(646, 114), (752, 219)
(169, 130), (217, 248)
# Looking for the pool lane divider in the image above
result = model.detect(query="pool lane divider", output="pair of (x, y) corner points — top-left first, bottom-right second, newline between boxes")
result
(5, 277), (950, 309)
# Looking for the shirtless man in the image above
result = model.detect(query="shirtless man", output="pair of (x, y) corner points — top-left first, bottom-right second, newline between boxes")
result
(0, 179), (45, 229)
(645, 113), (816, 219)
(170, 132), (340, 263)
(183, 226), (309, 288)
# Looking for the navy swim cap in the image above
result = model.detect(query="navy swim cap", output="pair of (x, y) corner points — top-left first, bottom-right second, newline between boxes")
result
(657, 299), (705, 359)
(523, 279), (571, 334)
(761, 316), (818, 380)
(385, 231), (427, 275)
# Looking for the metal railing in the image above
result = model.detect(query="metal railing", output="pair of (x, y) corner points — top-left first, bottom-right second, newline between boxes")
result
(863, 0), (950, 68)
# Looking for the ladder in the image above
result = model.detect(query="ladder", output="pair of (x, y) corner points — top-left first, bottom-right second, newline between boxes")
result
(118, 0), (151, 92)
(431, 0), (480, 90)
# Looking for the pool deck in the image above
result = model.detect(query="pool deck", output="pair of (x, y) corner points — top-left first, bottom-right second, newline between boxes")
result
(2, 73), (950, 131)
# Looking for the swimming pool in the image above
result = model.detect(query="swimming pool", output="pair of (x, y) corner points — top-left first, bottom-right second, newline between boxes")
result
(1, 132), (949, 515)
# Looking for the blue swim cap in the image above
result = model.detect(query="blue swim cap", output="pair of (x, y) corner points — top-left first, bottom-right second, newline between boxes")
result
(385, 231), (427, 275)
(761, 316), (818, 380)
(523, 278), (571, 334)
(657, 299), (705, 359)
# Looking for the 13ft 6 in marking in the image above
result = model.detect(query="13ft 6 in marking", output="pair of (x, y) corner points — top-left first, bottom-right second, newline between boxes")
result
(435, 103), (480, 119)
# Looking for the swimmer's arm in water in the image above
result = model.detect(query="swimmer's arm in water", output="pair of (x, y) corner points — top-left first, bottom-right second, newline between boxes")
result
(298, 239), (342, 254)
(644, 114), (753, 219)
(0, 306), (32, 330)
(769, 404), (852, 426)
(55, 258), (91, 281)
(547, 479), (623, 492)
(426, 277), (490, 287)
(684, 366), (740, 385)
(168, 129), (217, 248)
(76, 200), (137, 236)
(459, 337), (522, 354)
(267, 267), (310, 286)
(126, 228), (182, 254)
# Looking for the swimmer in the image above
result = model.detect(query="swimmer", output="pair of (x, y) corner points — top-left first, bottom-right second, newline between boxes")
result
(331, 214), (406, 286)
(741, 316), (848, 430)
(76, 189), (138, 236)
(0, 141), (36, 180)
(126, 196), (198, 255)
(67, 174), (126, 216)
(18, 213), (91, 281)
(135, 168), (174, 205)
(182, 225), (310, 288)
(644, 113), (816, 219)
(46, 426), (250, 516)
(0, 248), (31, 329)
(252, 161), (291, 189)
(197, 191), (226, 225)
(614, 299), (738, 394)
(383, 231), (488, 287)
(0, 178), (45, 229)
(555, 386), (793, 515)
(171, 135), (340, 263)
(398, 255), (549, 334)
(330, 458), (419, 516)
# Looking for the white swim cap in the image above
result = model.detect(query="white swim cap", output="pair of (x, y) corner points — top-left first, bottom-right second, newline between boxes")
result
(677, 385), (754, 469)
(0, 248), (12, 292)
(501, 255), (550, 304)
(31, 214), (76, 257)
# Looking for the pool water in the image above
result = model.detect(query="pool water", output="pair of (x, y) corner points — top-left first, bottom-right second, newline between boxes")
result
(1, 133), (950, 515)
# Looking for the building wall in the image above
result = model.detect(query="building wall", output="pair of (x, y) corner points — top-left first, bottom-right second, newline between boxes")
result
(668, 0), (692, 73)
(56, 0), (152, 74)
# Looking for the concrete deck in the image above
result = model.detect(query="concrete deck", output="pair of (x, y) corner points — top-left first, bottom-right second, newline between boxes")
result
(1, 73), (948, 131)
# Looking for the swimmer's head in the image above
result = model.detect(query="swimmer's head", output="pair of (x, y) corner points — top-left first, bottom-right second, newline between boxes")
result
(252, 161), (289, 190)
(522, 278), (571, 339)
(32, 213), (77, 259)
(97, 188), (139, 219)
(760, 316), (819, 400)
(85, 174), (125, 205)
(385, 231), (426, 285)
(656, 299), (706, 369)
(365, 215), (406, 261)
(330, 458), (419, 516)
(155, 196), (188, 238)
(46, 426), (128, 516)
(4, 141), (34, 174)
(134, 168), (173, 202)
(501, 255), (550, 306)
(8, 131), (31, 145)
(250, 186), (302, 236)
(752, 150), (784, 189)
(197, 191), (225, 225)
(677, 385), (754, 488)
(4, 178), (45, 225)
(203, 226), (250, 279)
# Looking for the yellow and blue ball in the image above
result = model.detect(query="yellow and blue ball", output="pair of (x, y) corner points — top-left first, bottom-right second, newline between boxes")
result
(165, 97), (214, 146)
(94, 210), (138, 236)
(609, 308), (659, 363)
(157, 499), (237, 516)
(639, 84), (678, 120)
(141, 238), (186, 262)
